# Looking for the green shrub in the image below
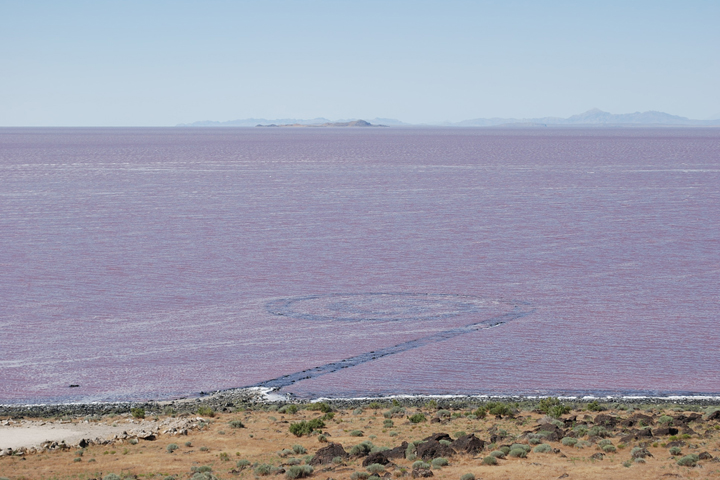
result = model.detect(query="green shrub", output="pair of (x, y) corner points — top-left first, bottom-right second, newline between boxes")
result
(353, 408), (364, 415)
(350, 441), (374, 456)
(677, 454), (699, 467)
(303, 455), (314, 464)
(602, 444), (616, 453)
(351, 472), (370, 480)
(431, 457), (449, 467)
(306, 402), (332, 413)
(236, 459), (251, 470)
(597, 439), (613, 447)
(669, 446), (682, 455)
(528, 437), (541, 445)
(473, 406), (487, 419)
(548, 405), (571, 418)
(508, 448), (527, 458)
(511, 444), (530, 453)
(383, 419), (394, 427)
(129, 438), (139, 445)
(487, 402), (513, 417)
(561, 437), (578, 446)
(409, 413), (427, 423)
(286, 458), (301, 465)
(437, 409), (451, 418)
(460, 474), (475, 480)
(587, 426), (609, 437)
(349, 430), (364, 437)
(292, 444), (307, 454)
(384, 406), (405, 418)
(538, 397), (569, 415)
(317, 434), (328, 443)
(454, 431), (467, 438)
(499, 446), (511, 455)
(412, 461), (431, 470)
(191, 466), (213, 473)
(439, 439), (452, 446)
(73, 457), (82, 462)
(489, 450), (505, 458)
(289, 418), (325, 437)
(285, 465), (313, 479)
(482, 456), (498, 465)
(279, 449), (294, 457)
(573, 425), (588, 436)
(197, 406), (215, 417)
(586, 401), (604, 412)
(104, 475), (122, 480)
(658, 415), (673, 425)
(254, 464), (275, 476)
(533, 444), (552, 453)
(229, 420), (244, 429)
(332, 456), (344, 464)
(366, 463), (386, 474)
(166, 443), (178, 453)
(368, 402), (382, 409)
(130, 408), (145, 419)
(279, 405), (299, 414)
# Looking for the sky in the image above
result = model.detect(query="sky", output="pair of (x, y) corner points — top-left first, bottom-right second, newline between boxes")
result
(1, 0), (719, 126)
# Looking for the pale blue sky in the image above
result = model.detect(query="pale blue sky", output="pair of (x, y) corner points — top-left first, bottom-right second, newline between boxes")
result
(1, 0), (718, 126)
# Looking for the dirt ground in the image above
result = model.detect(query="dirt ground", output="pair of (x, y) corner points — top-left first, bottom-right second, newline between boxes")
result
(1, 403), (719, 480)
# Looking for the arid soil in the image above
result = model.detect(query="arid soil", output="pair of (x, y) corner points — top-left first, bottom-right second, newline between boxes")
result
(1, 401), (719, 480)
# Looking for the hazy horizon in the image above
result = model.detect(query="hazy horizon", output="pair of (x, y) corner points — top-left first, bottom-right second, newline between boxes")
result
(1, 0), (719, 126)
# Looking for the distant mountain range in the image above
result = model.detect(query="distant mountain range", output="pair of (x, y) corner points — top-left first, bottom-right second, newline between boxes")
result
(178, 109), (720, 127)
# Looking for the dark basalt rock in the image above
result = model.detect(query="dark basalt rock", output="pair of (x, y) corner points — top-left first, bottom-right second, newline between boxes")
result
(415, 440), (456, 460)
(593, 414), (618, 428)
(310, 443), (348, 465)
(423, 433), (452, 442)
(672, 413), (702, 426)
(654, 426), (679, 436)
(631, 448), (652, 459)
(362, 451), (391, 467)
(452, 434), (485, 454)
(706, 410), (720, 421)
(666, 440), (685, 448)
(698, 452), (713, 460)
(621, 413), (655, 427)
(536, 423), (565, 442)
(590, 452), (605, 460)
(384, 442), (408, 459)
(411, 470), (434, 478)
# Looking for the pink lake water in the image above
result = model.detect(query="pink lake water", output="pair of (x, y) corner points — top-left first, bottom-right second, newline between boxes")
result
(1, 127), (718, 403)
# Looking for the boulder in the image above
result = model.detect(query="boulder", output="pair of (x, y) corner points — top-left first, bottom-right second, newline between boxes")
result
(411, 470), (434, 478)
(631, 448), (652, 459)
(593, 414), (618, 428)
(621, 414), (654, 428)
(310, 443), (348, 466)
(415, 440), (456, 460)
(536, 423), (565, 442)
(423, 433), (452, 442)
(452, 434), (485, 454)
(362, 451), (391, 467)
(653, 426), (679, 436)
(706, 410), (720, 421)
(698, 452), (713, 460)
(590, 452), (604, 460)
(384, 442), (408, 460)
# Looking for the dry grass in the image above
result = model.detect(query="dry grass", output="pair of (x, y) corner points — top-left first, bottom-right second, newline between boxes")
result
(1, 406), (719, 480)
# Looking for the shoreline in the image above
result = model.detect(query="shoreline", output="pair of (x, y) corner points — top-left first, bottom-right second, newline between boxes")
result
(3, 388), (720, 419)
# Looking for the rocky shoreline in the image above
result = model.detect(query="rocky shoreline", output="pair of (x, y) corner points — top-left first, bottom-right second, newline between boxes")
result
(2, 388), (719, 419)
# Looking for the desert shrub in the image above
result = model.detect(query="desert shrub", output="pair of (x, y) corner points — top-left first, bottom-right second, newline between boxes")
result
(317, 434), (328, 443)
(538, 398), (570, 416)
(437, 409), (451, 418)
(74, 457), (82, 462)
(305, 402), (332, 413)
(289, 418), (325, 437)
(508, 448), (527, 458)
(587, 426), (609, 437)
(499, 446), (511, 455)
(229, 419), (244, 429)
(561, 437), (578, 446)
(286, 458), (301, 465)
(279, 405), (299, 414)
(384, 406), (405, 418)
(389, 431), (399, 437)
(548, 405), (571, 418)
(482, 455), (498, 465)
(602, 445), (616, 453)
(677, 454), (699, 467)
(634, 458), (645, 464)
(511, 444), (530, 453)
(368, 402), (382, 409)
(669, 446), (682, 455)
(279, 449), (294, 457)
(473, 406), (488, 419)
(528, 437), (541, 445)
(586, 401), (604, 412)
(166, 443), (178, 453)
(350, 441), (374, 456)
(658, 415), (673, 425)
(366, 463), (386, 474)
(191, 466), (213, 473)
(351, 472), (370, 480)
(383, 419), (394, 427)
(489, 450), (505, 458)
(219, 452), (230, 461)
(431, 457), (449, 467)
(197, 406), (215, 417)
(292, 444), (307, 454)
(353, 408), (364, 415)
(439, 439), (452, 446)
(409, 413), (427, 423)
(533, 444), (552, 453)
(332, 456), (344, 464)
(487, 402), (513, 417)
(350, 430), (364, 437)
(130, 408), (145, 419)
(303, 455), (314, 464)
(412, 461), (431, 470)
(285, 465), (313, 479)
(573, 425), (588, 436)
(597, 439), (613, 447)
(104, 475), (122, 480)
(460, 474), (475, 480)
(236, 459), (251, 470)
(254, 464), (274, 476)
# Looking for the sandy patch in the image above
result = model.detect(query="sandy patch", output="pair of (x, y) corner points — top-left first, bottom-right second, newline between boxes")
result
(0, 422), (126, 450)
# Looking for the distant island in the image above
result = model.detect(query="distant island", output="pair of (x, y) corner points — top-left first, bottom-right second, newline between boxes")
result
(178, 109), (720, 127)
(256, 119), (385, 128)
